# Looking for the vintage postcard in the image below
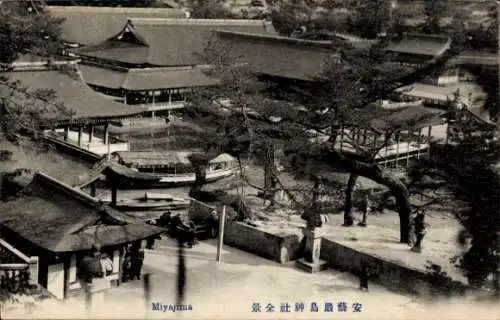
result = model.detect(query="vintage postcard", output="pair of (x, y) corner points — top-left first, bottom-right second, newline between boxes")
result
(0, 0), (498, 319)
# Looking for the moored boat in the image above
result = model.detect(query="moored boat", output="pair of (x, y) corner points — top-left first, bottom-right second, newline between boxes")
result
(77, 151), (238, 190)
(110, 151), (238, 188)
(113, 192), (190, 211)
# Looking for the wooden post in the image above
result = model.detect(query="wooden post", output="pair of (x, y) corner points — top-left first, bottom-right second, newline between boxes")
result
(362, 129), (367, 145)
(406, 131), (411, 167)
(123, 92), (127, 105)
(395, 133), (400, 169)
(216, 206), (226, 263)
(63, 126), (69, 141)
(88, 124), (94, 143)
(417, 128), (422, 159)
(384, 133), (389, 168)
(28, 257), (39, 285)
(339, 125), (344, 150)
(111, 186), (117, 207)
(78, 127), (84, 146)
(354, 128), (360, 152)
(104, 123), (109, 146)
(90, 182), (96, 198)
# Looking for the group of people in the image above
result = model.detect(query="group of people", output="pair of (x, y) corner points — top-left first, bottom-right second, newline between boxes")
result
(121, 242), (145, 282)
(147, 210), (199, 248)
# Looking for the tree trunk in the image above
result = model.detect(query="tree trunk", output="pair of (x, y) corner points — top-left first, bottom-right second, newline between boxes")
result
(315, 148), (411, 243)
(343, 173), (357, 226)
(312, 178), (321, 202)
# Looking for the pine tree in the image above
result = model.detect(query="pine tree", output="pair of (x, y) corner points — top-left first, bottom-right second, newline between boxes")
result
(187, 33), (455, 243)
(408, 112), (499, 295)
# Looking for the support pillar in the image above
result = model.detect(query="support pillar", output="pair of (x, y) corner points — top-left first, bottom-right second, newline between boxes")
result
(78, 127), (84, 146)
(339, 125), (344, 150)
(111, 186), (117, 207)
(384, 133), (389, 168)
(104, 123), (109, 146)
(63, 126), (69, 142)
(216, 206), (226, 263)
(406, 131), (412, 166)
(88, 125), (94, 143)
(428, 126), (432, 156)
(354, 128), (360, 152)
(296, 227), (328, 273)
(395, 134), (400, 169)
(28, 257), (39, 285)
(90, 182), (96, 198)
(417, 128), (422, 159)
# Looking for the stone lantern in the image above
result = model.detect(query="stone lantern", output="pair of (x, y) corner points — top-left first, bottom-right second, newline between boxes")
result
(296, 180), (329, 273)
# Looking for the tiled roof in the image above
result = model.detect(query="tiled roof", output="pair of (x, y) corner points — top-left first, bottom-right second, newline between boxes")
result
(385, 33), (451, 57)
(0, 69), (146, 123)
(47, 6), (188, 46)
(75, 18), (278, 67)
(79, 64), (219, 91)
(0, 172), (163, 252)
(369, 104), (446, 132)
(216, 31), (339, 81)
(449, 51), (499, 66)
(397, 82), (486, 103)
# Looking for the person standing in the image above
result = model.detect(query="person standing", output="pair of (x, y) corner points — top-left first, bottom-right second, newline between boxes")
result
(130, 243), (145, 280)
(146, 237), (155, 250)
(359, 264), (370, 292)
(121, 255), (132, 283)
(100, 253), (114, 276)
(358, 194), (370, 227)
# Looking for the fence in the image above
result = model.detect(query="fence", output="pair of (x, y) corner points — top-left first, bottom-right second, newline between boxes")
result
(0, 238), (39, 293)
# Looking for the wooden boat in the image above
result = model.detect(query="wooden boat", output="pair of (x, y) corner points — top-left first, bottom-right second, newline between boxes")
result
(108, 151), (238, 188)
(114, 192), (190, 211)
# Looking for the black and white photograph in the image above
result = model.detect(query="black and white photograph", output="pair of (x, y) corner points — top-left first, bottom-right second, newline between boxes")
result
(0, 0), (498, 319)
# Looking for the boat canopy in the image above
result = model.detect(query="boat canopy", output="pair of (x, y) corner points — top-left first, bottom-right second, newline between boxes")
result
(112, 151), (193, 169)
(208, 153), (236, 164)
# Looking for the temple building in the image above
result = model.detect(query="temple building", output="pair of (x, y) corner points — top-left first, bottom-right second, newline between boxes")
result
(0, 55), (147, 160)
(333, 101), (449, 169)
(47, 5), (188, 48)
(0, 172), (164, 300)
(384, 33), (452, 67)
(70, 18), (278, 114)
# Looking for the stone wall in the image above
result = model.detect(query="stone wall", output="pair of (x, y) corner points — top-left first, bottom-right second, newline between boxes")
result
(320, 238), (469, 298)
(223, 220), (304, 264)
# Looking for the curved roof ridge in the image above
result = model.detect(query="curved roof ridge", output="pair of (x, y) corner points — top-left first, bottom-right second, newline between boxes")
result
(216, 30), (339, 49)
(128, 18), (269, 26)
(128, 66), (195, 73)
(48, 6), (186, 14)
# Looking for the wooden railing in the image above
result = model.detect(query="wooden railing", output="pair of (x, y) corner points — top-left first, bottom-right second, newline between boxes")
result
(0, 264), (31, 293)
(0, 238), (39, 293)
